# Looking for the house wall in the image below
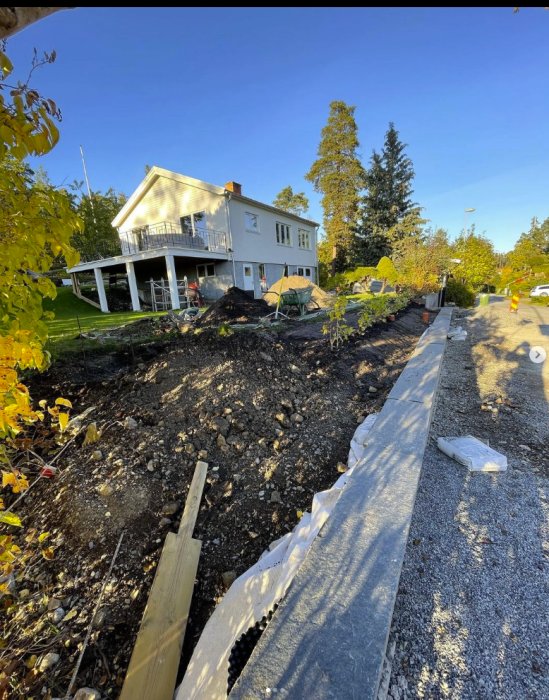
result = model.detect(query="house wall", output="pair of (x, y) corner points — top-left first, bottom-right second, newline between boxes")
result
(121, 175), (227, 235)
(227, 198), (317, 271)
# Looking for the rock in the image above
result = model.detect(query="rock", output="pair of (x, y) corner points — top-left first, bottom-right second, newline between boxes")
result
(206, 472), (220, 485)
(197, 449), (208, 460)
(212, 417), (229, 436)
(38, 652), (60, 672)
(159, 518), (171, 528)
(97, 483), (113, 498)
(259, 352), (273, 363)
(337, 463), (348, 473)
(123, 416), (138, 430)
(74, 687), (101, 700)
(91, 450), (103, 462)
(147, 461), (155, 472)
(280, 398), (293, 410)
(47, 597), (63, 611)
(258, 490), (265, 497)
(221, 571), (237, 589)
(92, 607), (107, 628)
(270, 490), (282, 504)
(51, 607), (65, 624)
(216, 434), (228, 450)
(184, 443), (195, 455)
(161, 501), (180, 517)
(291, 413), (304, 424)
(289, 364), (300, 374)
(368, 386), (378, 394)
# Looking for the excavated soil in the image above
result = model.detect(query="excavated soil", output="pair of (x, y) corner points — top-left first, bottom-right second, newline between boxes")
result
(2, 305), (427, 699)
(196, 287), (270, 326)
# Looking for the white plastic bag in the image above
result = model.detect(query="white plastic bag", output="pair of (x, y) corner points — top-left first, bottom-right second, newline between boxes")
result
(437, 435), (507, 472)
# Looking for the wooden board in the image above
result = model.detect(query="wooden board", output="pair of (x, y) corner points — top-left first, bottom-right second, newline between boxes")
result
(120, 460), (207, 700)
(120, 533), (201, 700)
(178, 460), (207, 539)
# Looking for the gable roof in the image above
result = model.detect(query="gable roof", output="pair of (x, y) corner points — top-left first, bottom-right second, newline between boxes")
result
(111, 166), (319, 229)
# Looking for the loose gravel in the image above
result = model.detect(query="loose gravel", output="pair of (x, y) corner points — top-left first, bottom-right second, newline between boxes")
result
(388, 300), (549, 700)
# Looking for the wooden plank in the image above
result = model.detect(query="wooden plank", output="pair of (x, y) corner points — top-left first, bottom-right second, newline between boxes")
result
(120, 533), (202, 700)
(177, 460), (207, 538)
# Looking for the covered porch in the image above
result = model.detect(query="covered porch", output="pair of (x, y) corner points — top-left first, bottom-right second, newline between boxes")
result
(67, 248), (233, 313)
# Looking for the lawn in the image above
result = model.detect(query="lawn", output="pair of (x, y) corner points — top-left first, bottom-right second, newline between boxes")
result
(44, 287), (166, 355)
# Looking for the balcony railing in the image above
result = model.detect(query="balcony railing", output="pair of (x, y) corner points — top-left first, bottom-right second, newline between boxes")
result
(77, 221), (228, 263)
(119, 222), (228, 255)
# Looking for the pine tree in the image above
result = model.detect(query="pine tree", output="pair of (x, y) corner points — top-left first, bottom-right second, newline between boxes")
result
(273, 186), (309, 217)
(357, 122), (415, 263)
(306, 101), (366, 273)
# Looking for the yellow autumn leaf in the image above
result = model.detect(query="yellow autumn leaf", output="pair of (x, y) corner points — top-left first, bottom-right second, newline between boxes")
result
(82, 422), (100, 445)
(58, 412), (69, 432)
(0, 512), (22, 528)
(55, 397), (72, 408)
(41, 547), (54, 560)
(38, 531), (50, 543)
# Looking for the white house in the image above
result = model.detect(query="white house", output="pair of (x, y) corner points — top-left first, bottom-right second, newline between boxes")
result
(67, 167), (319, 313)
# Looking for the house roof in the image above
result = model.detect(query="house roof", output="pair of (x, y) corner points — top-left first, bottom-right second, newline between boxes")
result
(111, 166), (319, 229)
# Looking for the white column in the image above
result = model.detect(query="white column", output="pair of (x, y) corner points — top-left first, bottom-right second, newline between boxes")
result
(165, 254), (180, 310)
(94, 268), (109, 313)
(125, 261), (141, 311)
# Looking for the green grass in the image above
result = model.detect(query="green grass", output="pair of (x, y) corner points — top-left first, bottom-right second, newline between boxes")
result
(344, 292), (376, 302)
(44, 287), (166, 356)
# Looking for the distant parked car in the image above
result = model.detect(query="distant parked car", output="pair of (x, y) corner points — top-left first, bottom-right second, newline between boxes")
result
(530, 284), (549, 297)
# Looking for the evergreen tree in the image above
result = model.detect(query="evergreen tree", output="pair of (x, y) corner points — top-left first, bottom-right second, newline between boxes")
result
(273, 185), (309, 217)
(357, 122), (415, 262)
(306, 101), (366, 273)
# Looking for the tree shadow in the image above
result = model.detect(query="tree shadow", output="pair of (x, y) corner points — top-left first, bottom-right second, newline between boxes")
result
(388, 300), (549, 698)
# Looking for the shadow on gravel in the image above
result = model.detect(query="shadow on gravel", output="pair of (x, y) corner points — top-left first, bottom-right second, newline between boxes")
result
(390, 304), (549, 698)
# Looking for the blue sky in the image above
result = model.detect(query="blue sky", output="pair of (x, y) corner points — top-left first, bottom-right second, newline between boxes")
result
(6, 7), (549, 252)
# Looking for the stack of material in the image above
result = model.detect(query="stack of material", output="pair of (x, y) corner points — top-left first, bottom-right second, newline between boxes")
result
(196, 287), (270, 326)
(263, 275), (332, 308)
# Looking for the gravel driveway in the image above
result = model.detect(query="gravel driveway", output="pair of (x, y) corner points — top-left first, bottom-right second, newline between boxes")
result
(388, 298), (549, 699)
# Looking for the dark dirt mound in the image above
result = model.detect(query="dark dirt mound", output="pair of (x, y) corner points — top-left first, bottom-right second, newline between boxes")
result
(197, 287), (270, 326)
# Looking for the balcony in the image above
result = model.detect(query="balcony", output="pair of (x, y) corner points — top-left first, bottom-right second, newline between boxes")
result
(77, 221), (228, 263)
(119, 221), (228, 255)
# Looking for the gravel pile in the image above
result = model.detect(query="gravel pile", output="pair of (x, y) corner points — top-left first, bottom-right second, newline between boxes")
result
(387, 301), (549, 699)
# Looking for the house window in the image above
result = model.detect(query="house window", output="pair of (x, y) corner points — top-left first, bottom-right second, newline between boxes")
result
(245, 212), (259, 233)
(197, 263), (215, 279)
(276, 222), (291, 246)
(180, 211), (206, 236)
(298, 229), (311, 249)
(297, 267), (312, 278)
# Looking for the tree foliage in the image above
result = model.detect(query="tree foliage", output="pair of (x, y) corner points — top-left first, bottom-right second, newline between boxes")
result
(0, 46), (80, 459)
(376, 256), (399, 293)
(452, 228), (497, 290)
(272, 185), (309, 217)
(393, 228), (451, 293)
(71, 186), (127, 260)
(357, 123), (416, 262)
(306, 101), (366, 273)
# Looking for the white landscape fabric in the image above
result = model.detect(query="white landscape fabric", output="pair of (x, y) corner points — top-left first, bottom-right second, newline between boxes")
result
(175, 413), (378, 699)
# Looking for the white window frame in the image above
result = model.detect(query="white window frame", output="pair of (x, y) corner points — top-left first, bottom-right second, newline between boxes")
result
(298, 228), (311, 249)
(197, 263), (215, 279)
(181, 211), (207, 236)
(245, 212), (260, 233)
(276, 222), (292, 246)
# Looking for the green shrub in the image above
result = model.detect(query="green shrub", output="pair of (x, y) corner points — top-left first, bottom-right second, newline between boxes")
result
(446, 279), (475, 307)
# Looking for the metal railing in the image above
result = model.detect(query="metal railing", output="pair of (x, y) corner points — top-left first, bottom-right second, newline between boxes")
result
(77, 222), (228, 262)
(119, 222), (227, 255)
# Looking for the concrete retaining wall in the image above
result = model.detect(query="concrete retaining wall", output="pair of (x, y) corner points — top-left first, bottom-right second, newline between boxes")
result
(231, 308), (453, 699)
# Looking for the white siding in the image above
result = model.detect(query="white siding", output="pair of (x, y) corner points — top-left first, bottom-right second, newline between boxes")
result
(228, 198), (317, 268)
(121, 175), (227, 234)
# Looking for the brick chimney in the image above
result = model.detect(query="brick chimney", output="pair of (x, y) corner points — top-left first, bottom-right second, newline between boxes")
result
(225, 181), (242, 196)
